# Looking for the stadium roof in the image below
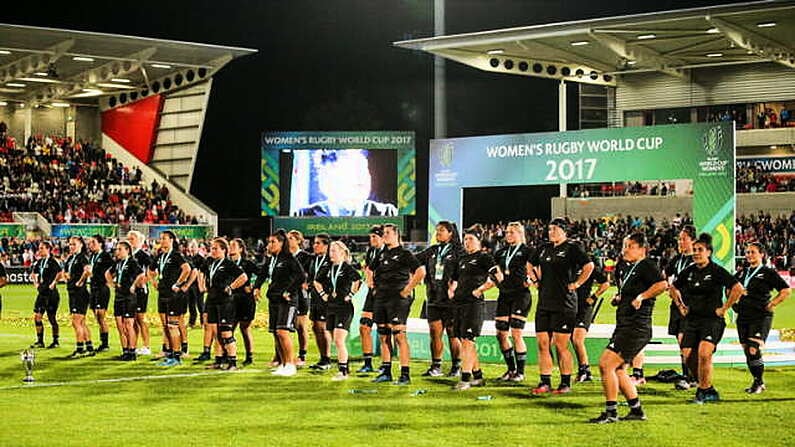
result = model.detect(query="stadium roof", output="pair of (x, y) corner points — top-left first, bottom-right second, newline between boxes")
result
(394, 0), (795, 86)
(0, 23), (257, 106)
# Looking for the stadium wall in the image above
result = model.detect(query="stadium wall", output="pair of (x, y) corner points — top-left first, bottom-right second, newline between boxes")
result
(616, 62), (795, 112)
(552, 193), (794, 221)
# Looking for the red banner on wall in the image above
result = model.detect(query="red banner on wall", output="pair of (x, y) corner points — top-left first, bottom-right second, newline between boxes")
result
(101, 94), (163, 164)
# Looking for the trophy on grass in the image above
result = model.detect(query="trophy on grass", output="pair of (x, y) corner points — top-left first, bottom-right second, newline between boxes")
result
(20, 348), (35, 383)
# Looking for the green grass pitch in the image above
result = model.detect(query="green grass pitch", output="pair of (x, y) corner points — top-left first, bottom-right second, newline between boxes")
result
(0, 284), (794, 446)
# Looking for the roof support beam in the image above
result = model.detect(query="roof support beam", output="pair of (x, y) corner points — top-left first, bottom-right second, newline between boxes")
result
(706, 16), (795, 68)
(27, 47), (157, 104)
(0, 40), (74, 84)
(588, 30), (686, 78)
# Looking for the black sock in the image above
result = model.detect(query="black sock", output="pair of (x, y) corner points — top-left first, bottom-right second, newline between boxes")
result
(473, 369), (483, 380)
(632, 367), (644, 378)
(579, 363), (590, 373)
(515, 351), (527, 375)
(461, 372), (472, 382)
(627, 397), (641, 409)
(363, 353), (373, 368)
(400, 366), (410, 378)
(321, 356), (331, 364)
(299, 349), (307, 361)
(52, 335), (59, 343)
(215, 356), (224, 364)
(502, 348), (516, 372)
(340, 362), (349, 375)
(100, 332), (109, 346)
(173, 350), (182, 361)
(181, 342), (188, 354)
(165, 348), (173, 358)
(203, 346), (211, 355)
(452, 358), (461, 368)
(76, 342), (84, 352)
(228, 356), (237, 368)
(431, 358), (442, 369)
(381, 362), (392, 376)
(86, 341), (94, 351)
(749, 360), (765, 383)
(605, 400), (618, 414)
(246, 351), (253, 360)
(36, 325), (44, 343)
(161, 343), (168, 353)
(561, 374), (571, 387)
(681, 355), (689, 377)
(541, 374), (552, 386)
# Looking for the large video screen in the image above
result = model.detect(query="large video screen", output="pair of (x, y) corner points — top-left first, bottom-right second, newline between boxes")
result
(261, 131), (416, 223)
(287, 149), (397, 217)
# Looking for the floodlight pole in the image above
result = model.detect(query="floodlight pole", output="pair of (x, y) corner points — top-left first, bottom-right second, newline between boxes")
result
(559, 80), (567, 198)
(434, 0), (446, 139)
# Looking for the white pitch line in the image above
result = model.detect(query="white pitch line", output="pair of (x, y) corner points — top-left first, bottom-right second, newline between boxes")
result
(0, 368), (266, 391)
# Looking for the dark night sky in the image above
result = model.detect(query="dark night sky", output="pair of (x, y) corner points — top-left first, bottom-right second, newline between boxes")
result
(4, 0), (746, 227)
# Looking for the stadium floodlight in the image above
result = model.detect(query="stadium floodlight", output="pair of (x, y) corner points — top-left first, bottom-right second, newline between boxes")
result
(34, 72), (48, 76)
(486, 49), (504, 55)
(706, 53), (723, 57)
(110, 78), (131, 83)
(756, 22), (776, 28)
(151, 63), (172, 69)
(0, 50), (10, 55)
(6, 83), (25, 88)
(0, 101), (7, 106)
(50, 102), (70, 107)
(706, 27), (720, 34)
(72, 56), (95, 62)
(570, 41), (589, 46)
(637, 34), (656, 40)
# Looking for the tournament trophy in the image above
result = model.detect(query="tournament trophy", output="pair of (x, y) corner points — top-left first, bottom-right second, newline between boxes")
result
(20, 348), (35, 383)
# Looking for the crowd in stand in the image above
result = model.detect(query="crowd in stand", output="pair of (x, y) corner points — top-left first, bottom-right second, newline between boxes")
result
(570, 181), (683, 198)
(0, 123), (203, 225)
(735, 165), (794, 193)
(473, 212), (795, 271)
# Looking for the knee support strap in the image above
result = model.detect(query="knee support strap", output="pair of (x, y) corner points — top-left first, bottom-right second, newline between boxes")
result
(377, 326), (392, 336)
(509, 318), (526, 329)
(218, 324), (234, 333)
(221, 336), (236, 345)
(359, 317), (374, 328)
(495, 320), (510, 332)
(391, 329), (405, 336)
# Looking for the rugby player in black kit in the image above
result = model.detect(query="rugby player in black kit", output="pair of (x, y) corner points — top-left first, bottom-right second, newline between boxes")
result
(151, 231), (192, 367)
(449, 227), (497, 390)
(733, 242), (790, 394)
(87, 235), (114, 352)
(492, 222), (533, 382)
(590, 233), (667, 424)
(670, 233), (744, 403)
(371, 224), (425, 385)
(416, 221), (462, 378)
(30, 242), (63, 348)
(357, 225), (385, 373)
(530, 218), (593, 395)
(573, 261), (610, 383)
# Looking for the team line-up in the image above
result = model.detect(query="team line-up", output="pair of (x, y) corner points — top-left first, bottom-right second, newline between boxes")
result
(16, 220), (791, 423)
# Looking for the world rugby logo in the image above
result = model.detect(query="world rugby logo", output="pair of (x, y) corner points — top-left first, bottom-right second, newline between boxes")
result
(702, 126), (723, 157)
(440, 142), (454, 167)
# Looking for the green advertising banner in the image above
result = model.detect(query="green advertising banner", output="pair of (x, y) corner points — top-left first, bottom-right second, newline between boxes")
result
(261, 131), (416, 216)
(147, 225), (213, 240)
(51, 224), (118, 238)
(429, 122), (736, 268)
(0, 223), (25, 238)
(273, 216), (403, 237)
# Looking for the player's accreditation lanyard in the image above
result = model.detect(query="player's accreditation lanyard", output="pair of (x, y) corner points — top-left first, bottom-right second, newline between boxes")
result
(268, 256), (278, 278)
(209, 258), (223, 288)
(116, 258), (128, 285)
(504, 244), (521, 276)
(313, 255), (326, 281)
(619, 261), (641, 294)
(676, 256), (693, 275)
(434, 244), (450, 281)
(330, 263), (343, 298)
(39, 258), (47, 279)
(158, 250), (171, 280)
(743, 264), (763, 289)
